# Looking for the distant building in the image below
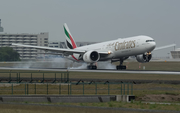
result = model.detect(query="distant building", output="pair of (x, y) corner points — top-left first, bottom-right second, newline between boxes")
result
(171, 48), (180, 59)
(0, 32), (48, 60)
(76, 42), (96, 47)
(0, 19), (3, 32)
(48, 41), (66, 48)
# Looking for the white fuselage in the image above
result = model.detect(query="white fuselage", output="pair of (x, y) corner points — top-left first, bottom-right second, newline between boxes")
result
(69, 35), (156, 61)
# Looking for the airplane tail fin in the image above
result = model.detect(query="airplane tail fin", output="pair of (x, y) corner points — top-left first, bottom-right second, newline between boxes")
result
(63, 23), (77, 49)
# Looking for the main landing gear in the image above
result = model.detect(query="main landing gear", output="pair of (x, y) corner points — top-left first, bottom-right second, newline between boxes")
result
(116, 59), (126, 70)
(87, 63), (97, 70)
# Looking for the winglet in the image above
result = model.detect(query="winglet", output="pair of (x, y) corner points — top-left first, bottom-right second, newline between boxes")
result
(63, 23), (77, 49)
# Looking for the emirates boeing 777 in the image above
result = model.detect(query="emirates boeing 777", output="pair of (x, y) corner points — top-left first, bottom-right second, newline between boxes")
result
(12, 23), (176, 70)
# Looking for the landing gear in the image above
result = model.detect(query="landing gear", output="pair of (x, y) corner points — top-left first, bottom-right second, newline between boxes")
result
(87, 65), (97, 70)
(116, 59), (126, 70)
(116, 65), (126, 70)
(87, 63), (97, 70)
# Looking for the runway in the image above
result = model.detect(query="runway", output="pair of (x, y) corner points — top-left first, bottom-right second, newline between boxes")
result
(1, 67), (180, 75)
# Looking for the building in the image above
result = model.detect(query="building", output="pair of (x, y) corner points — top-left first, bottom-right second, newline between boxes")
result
(76, 42), (96, 47)
(0, 19), (3, 32)
(0, 32), (48, 60)
(171, 48), (180, 59)
(48, 41), (66, 48)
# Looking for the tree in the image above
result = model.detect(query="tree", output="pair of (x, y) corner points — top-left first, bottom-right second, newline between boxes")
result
(0, 47), (20, 61)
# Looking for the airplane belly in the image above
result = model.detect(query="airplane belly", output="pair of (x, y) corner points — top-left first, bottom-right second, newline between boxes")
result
(115, 50), (132, 58)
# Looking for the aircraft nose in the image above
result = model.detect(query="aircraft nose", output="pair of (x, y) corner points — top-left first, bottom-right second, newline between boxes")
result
(151, 42), (156, 50)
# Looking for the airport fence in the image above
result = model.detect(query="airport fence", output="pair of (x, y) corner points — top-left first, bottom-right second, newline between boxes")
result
(0, 82), (133, 95)
(0, 71), (69, 83)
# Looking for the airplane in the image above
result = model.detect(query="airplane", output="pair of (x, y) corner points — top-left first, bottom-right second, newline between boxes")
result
(12, 23), (176, 70)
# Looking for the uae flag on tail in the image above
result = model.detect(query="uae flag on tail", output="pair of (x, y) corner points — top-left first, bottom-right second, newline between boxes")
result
(64, 23), (77, 49)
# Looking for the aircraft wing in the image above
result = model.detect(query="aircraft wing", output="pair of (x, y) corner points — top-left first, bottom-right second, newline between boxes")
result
(12, 43), (110, 56)
(154, 44), (176, 51)
(12, 43), (86, 56)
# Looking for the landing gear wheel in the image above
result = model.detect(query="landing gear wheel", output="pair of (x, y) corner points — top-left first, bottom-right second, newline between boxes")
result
(116, 65), (126, 70)
(87, 65), (97, 70)
(93, 66), (97, 69)
(115, 58), (127, 70)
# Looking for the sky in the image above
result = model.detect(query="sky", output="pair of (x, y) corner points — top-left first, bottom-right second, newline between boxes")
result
(0, 0), (179, 57)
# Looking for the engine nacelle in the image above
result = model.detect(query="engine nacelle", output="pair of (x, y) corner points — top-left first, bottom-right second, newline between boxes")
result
(83, 50), (100, 63)
(136, 53), (152, 63)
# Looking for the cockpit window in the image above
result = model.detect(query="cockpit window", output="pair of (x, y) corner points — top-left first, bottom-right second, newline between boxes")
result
(146, 40), (155, 42)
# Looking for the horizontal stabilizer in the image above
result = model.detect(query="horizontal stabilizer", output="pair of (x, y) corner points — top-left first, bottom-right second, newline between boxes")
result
(154, 44), (176, 51)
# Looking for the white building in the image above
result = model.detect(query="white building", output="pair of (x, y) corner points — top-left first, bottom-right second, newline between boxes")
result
(0, 32), (48, 60)
(0, 19), (3, 32)
(48, 41), (66, 48)
(171, 48), (180, 59)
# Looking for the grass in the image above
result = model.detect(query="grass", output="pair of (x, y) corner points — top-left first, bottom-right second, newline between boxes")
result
(0, 83), (129, 95)
(118, 61), (180, 71)
(0, 103), (151, 113)
(69, 72), (180, 80)
(1, 83), (180, 100)
(1, 101), (180, 112)
(1, 101), (180, 113)
(58, 101), (180, 111)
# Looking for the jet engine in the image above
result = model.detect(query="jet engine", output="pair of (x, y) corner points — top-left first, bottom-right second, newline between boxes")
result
(136, 52), (152, 63)
(83, 50), (100, 63)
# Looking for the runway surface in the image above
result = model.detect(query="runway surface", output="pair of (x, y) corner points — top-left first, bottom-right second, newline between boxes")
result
(1, 67), (180, 75)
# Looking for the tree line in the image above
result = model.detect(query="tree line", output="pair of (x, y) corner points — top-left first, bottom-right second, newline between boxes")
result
(0, 47), (20, 61)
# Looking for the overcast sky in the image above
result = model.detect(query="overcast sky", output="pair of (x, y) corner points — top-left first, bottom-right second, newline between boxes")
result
(0, 0), (179, 57)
